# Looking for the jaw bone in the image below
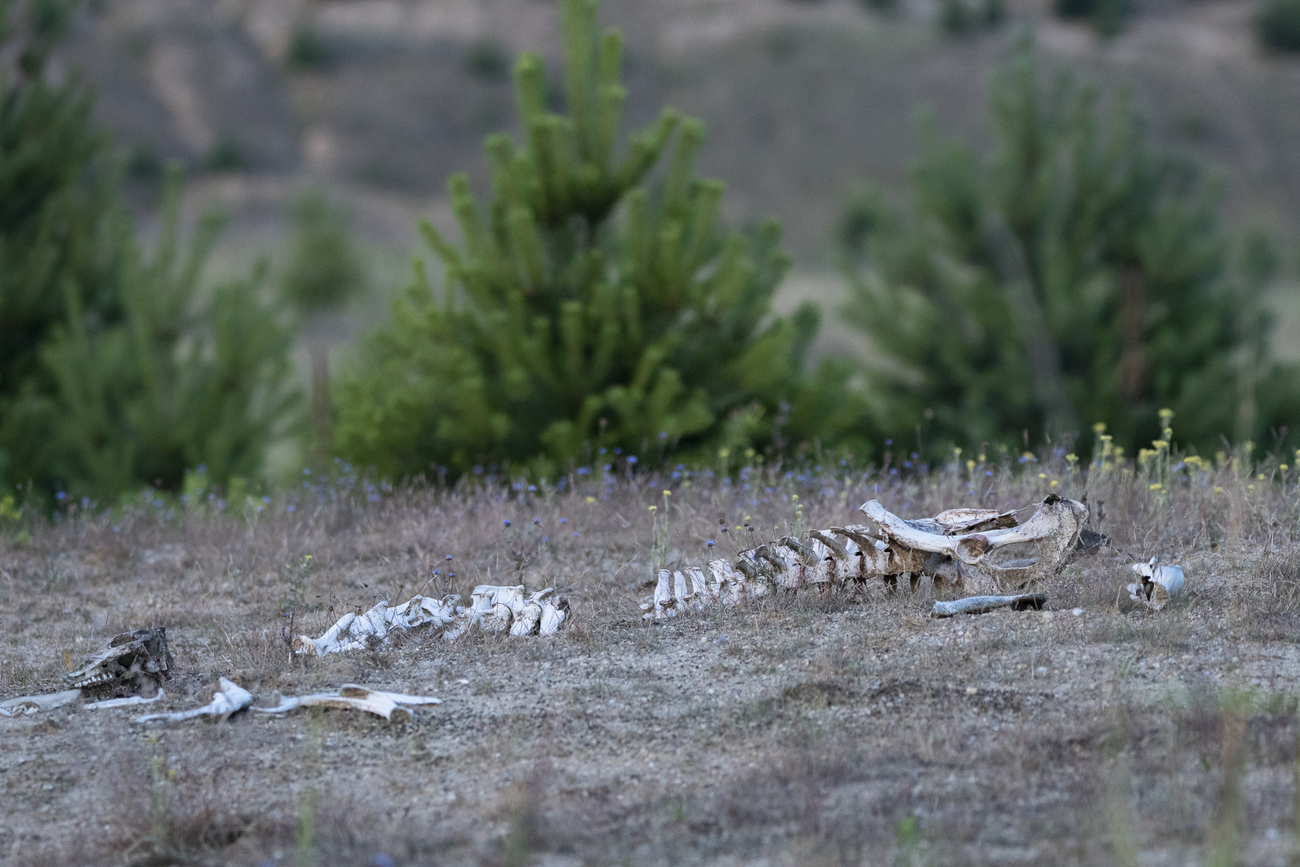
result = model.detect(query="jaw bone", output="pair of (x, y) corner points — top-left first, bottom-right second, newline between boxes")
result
(641, 495), (1089, 620)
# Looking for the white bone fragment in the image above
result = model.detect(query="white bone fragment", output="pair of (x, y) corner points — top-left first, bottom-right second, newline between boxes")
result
(254, 684), (440, 722)
(931, 594), (1047, 618)
(86, 690), (166, 710)
(136, 677), (253, 723)
(511, 596), (543, 636)
(0, 689), (82, 716)
(1127, 558), (1185, 610)
(538, 591), (568, 634)
(296, 585), (567, 652)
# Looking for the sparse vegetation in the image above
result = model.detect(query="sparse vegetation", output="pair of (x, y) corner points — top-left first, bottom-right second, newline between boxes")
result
(4, 449), (1300, 864)
(939, 0), (1005, 37)
(204, 132), (245, 173)
(279, 192), (366, 315)
(465, 37), (510, 81)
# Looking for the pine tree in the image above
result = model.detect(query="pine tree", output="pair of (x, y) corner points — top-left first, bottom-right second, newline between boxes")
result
(0, 0), (126, 489)
(336, 0), (865, 480)
(32, 172), (297, 499)
(841, 50), (1300, 458)
(0, 2), (299, 501)
(279, 191), (366, 469)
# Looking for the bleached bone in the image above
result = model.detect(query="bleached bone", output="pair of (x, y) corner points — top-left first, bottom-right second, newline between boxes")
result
(292, 594), (461, 656)
(931, 594), (1047, 618)
(136, 677), (253, 723)
(254, 685), (441, 723)
(295, 585), (569, 655)
(64, 628), (173, 697)
(1126, 558), (1185, 611)
(862, 493), (1088, 590)
(0, 689), (82, 717)
(640, 495), (1088, 619)
(86, 690), (166, 710)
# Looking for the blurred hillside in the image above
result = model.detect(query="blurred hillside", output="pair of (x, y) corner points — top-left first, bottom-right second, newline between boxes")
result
(56, 0), (1300, 349)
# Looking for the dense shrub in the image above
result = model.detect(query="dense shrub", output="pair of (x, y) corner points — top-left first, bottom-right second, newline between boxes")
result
(1255, 0), (1300, 52)
(279, 192), (365, 314)
(0, 1), (298, 502)
(336, 0), (868, 481)
(840, 51), (1300, 459)
(1053, 0), (1130, 37)
(940, 0), (1004, 37)
(29, 174), (298, 499)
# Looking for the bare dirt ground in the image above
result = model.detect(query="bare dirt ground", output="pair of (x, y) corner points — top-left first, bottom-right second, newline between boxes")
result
(2, 457), (1299, 866)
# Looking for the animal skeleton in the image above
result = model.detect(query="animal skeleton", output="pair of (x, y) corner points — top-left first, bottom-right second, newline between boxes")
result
(293, 585), (569, 657)
(63, 628), (173, 697)
(642, 494), (1089, 620)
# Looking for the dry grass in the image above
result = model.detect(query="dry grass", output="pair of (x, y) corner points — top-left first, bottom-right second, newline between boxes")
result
(3, 452), (1300, 865)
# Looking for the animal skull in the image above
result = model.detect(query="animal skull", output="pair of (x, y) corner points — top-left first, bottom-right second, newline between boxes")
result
(64, 628), (174, 697)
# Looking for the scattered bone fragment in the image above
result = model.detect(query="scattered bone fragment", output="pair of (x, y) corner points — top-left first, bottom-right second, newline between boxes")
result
(85, 690), (166, 710)
(0, 689), (82, 717)
(254, 685), (441, 722)
(63, 628), (173, 697)
(295, 585), (568, 655)
(292, 594), (460, 656)
(640, 495), (1088, 619)
(136, 677), (253, 723)
(1126, 558), (1185, 611)
(931, 594), (1047, 618)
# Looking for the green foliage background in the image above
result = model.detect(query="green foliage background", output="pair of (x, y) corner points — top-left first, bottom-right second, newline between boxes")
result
(841, 50), (1300, 459)
(335, 0), (869, 481)
(0, 0), (298, 503)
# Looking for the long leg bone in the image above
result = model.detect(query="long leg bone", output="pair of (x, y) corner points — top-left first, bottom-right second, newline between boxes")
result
(254, 685), (441, 723)
(136, 677), (253, 723)
(931, 594), (1047, 618)
(86, 691), (166, 710)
